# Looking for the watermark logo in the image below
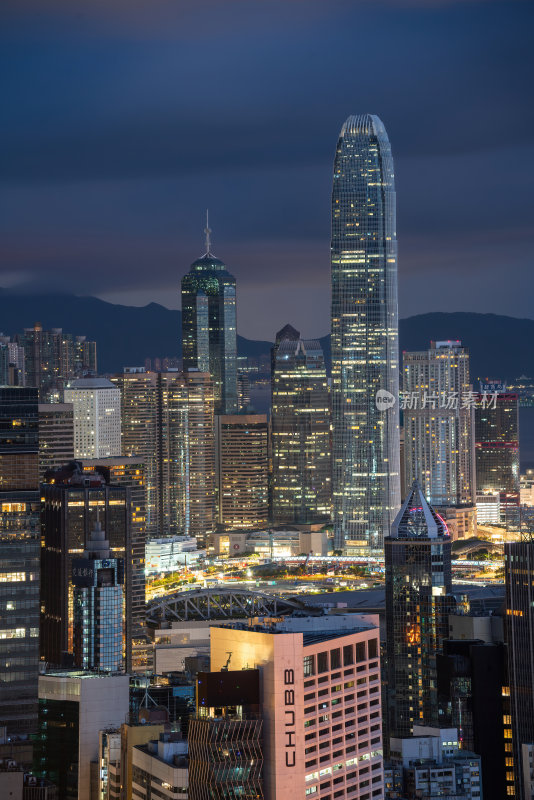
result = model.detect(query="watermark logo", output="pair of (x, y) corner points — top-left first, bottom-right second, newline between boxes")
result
(376, 389), (396, 411)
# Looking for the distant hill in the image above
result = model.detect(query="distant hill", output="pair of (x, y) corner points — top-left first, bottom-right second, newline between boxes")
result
(0, 289), (533, 381)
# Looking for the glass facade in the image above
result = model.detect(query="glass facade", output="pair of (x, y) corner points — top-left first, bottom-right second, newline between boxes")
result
(114, 369), (215, 544)
(505, 541), (534, 799)
(40, 466), (131, 668)
(271, 334), (331, 524)
(33, 696), (79, 799)
(331, 114), (400, 552)
(385, 483), (455, 737)
(403, 341), (474, 508)
(73, 553), (124, 673)
(181, 244), (238, 415)
(0, 388), (40, 740)
(475, 393), (519, 501)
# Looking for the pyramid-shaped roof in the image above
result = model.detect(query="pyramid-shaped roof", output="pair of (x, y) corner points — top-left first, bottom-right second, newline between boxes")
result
(390, 481), (448, 539)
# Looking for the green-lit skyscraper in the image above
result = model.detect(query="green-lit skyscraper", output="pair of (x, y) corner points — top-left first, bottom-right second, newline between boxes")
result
(331, 114), (401, 553)
(181, 218), (237, 414)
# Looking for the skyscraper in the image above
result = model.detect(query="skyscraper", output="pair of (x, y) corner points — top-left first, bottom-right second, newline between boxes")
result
(40, 462), (132, 669)
(0, 388), (40, 750)
(73, 518), (124, 672)
(505, 540), (534, 799)
(330, 114), (400, 553)
(181, 219), (238, 414)
(114, 368), (215, 544)
(271, 331), (331, 524)
(385, 482), (456, 738)
(64, 377), (121, 459)
(81, 457), (148, 673)
(38, 402), (74, 480)
(215, 414), (269, 530)
(475, 390), (520, 506)
(403, 341), (475, 508)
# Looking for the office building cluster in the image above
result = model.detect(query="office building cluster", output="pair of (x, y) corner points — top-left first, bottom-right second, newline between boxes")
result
(0, 113), (532, 800)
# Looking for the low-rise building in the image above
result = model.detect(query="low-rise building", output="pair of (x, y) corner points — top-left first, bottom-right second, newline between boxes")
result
(146, 536), (206, 574)
(210, 526), (331, 558)
(385, 727), (482, 800)
(132, 731), (188, 800)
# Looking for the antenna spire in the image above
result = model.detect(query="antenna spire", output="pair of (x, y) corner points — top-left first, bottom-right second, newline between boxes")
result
(204, 209), (212, 255)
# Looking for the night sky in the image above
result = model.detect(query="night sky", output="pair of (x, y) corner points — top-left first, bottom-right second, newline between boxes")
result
(2, 0), (533, 340)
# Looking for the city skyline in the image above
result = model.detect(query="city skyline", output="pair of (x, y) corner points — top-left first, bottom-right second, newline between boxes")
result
(2, 1), (533, 340)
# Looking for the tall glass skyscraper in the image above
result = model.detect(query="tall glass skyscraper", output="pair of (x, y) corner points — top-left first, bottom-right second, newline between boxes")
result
(331, 114), (401, 552)
(181, 221), (238, 415)
(271, 331), (331, 524)
(385, 481), (455, 737)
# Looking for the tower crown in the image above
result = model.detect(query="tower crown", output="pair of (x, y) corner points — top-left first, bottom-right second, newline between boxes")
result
(390, 481), (448, 539)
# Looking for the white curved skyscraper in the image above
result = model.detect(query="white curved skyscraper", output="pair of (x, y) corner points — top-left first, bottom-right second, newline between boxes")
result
(331, 114), (401, 552)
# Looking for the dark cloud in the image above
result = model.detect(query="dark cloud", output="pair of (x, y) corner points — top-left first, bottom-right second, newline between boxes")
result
(0, 0), (533, 338)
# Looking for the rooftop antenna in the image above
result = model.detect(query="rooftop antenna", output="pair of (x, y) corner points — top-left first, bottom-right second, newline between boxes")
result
(204, 209), (212, 255)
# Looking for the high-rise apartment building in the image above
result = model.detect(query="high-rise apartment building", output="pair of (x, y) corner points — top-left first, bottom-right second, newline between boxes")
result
(38, 402), (74, 480)
(475, 391), (520, 505)
(20, 324), (97, 401)
(215, 414), (268, 529)
(505, 540), (534, 799)
(189, 615), (384, 800)
(73, 518), (124, 672)
(385, 482), (456, 738)
(81, 457), (147, 672)
(181, 223), (238, 414)
(40, 462), (133, 669)
(0, 388), (40, 748)
(0, 335), (25, 385)
(403, 340), (475, 509)
(330, 114), (401, 553)
(65, 377), (121, 459)
(114, 368), (215, 544)
(271, 332), (331, 524)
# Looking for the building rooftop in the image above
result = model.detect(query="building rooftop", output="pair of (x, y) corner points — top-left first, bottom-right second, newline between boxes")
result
(66, 377), (116, 389)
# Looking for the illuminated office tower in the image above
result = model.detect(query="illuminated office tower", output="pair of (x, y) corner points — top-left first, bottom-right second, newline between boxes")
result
(505, 540), (534, 799)
(183, 370), (216, 545)
(330, 114), (401, 553)
(40, 462), (133, 669)
(64, 377), (121, 459)
(72, 518), (124, 673)
(0, 388), (40, 749)
(38, 402), (74, 480)
(115, 368), (214, 544)
(215, 414), (268, 529)
(271, 332), (331, 524)
(270, 323), (300, 401)
(475, 391), (519, 506)
(385, 482), (456, 737)
(113, 368), (157, 532)
(181, 221), (238, 414)
(81, 457), (148, 673)
(403, 341), (475, 519)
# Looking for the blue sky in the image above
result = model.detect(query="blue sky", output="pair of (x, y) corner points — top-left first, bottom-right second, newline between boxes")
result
(1, 0), (533, 338)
